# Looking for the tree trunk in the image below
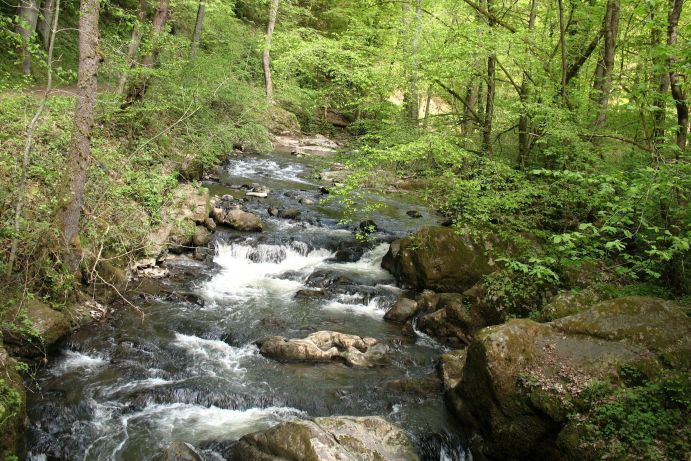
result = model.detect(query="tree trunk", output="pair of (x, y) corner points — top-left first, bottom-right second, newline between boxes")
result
(263, 0), (279, 102)
(16, 0), (40, 75)
(422, 84), (433, 129)
(408, 0), (422, 126)
(59, 0), (100, 273)
(116, 0), (147, 96)
(517, 0), (537, 169)
(667, 0), (688, 155)
(482, 0), (496, 156)
(558, 0), (568, 105)
(7, 0), (60, 276)
(463, 80), (479, 135)
(650, 7), (669, 155)
(593, 0), (620, 128)
(124, 0), (168, 106)
(141, 0), (169, 68)
(190, 0), (206, 60)
(37, 0), (55, 50)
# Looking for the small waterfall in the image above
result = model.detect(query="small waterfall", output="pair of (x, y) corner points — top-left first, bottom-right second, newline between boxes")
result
(202, 241), (334, 301)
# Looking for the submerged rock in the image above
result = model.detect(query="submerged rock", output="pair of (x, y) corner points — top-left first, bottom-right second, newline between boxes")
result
(384, 297), (419, 324)
(381, 227), (498, 292)
(234, 416), (419, 461)
(257, 331), (386, 367)
(156, 441), (202, 461)
(277, 208), (301, 220)
(448, 296), (691, 460)
(2, 300), (70, 357)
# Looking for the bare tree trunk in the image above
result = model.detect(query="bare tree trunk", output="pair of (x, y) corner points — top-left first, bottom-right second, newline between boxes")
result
(482, 0), (496, 156)
(408, 0), (422, 126)
(59, 0), (100, 273)
(37, 0), (55, 50)
(263, 0), (279, 102)
(7, 0), (60, 276)
(593, 0), (620, 128)
(117, 0), (147, 96)
(517, 0), (537, 169)
(190, 0), (206, 60)
(16, 0), (40, 75)
(558, 0), (568, 105)
(667, 0), (688, 155)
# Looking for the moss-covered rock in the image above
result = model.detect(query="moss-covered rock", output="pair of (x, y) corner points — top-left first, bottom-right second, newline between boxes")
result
(540, 287), (605, 321)
(233, 416), (420, 461)
(449, 296), (691, 460)
(2, 300), (70, 358)
(381, 227), (498, 292)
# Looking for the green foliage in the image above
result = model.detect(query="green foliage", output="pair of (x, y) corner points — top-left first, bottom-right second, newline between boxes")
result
(577, 372), (691, 460)
(0, 379), (22, 434)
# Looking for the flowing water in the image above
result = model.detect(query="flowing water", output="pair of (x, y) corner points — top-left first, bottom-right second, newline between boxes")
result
(25, 152), (470, 461)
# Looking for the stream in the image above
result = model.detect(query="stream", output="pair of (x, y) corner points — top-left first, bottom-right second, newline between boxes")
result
(25, 150), (470, 460)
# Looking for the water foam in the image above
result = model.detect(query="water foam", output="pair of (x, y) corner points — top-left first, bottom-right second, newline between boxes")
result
(323, 295), (389, 318)
(227, 157), (309, 184)
(202, 241), (333, 301)
(172, 333), (259, 376)
(53, 350), (107, 374)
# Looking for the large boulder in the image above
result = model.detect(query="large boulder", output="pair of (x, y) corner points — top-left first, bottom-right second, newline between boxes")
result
(0, 346), (26, 459)
(448, 296), (691, 460)
(212, 207), (263, 232)
(234, 416), (419, 461)
(2, 300), (71, 357)
(417, 293), (486, 347)
(384, 297), (419, 324)
(257, 331), (386, 367)
(381, 227), (498, 292)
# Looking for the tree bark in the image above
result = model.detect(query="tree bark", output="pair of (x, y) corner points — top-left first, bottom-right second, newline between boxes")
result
(263, 0), (279, 102)
(593, 0), (620, 128)
(190, 0), (206, 60)
(667, 0), (688, 155)
(16, 0), (40, 75)
(59, 0), (100, 273)
(482, 0), (496, 156)
(463, 80), (480, 135)
(650, 7), (669, 154)
(558, 0), (568, 105)
(116, 0), (147, 96)
(37, 0), (55, 50)
(124, 0), (168, 106)
(517, 0), (537, 169)
(7, 0), (60, 276)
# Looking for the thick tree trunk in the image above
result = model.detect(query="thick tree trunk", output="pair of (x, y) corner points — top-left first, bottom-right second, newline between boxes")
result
(37, 0), (55, 50)
(116, 0), (147, 96)
(190, 0), (206, 60)
(263, 0), (279, 102)
(593, 0), (620, 128)
(667, 0), (688, 155)
(16, 0), (40, 75)
(59, 0), (100, 273)
(463, 80), (480, 135)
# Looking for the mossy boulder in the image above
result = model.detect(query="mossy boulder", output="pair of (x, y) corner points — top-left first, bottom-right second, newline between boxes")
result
(148, 185), (211, 257)
(540, 287), (605, 321)
(0, 346), (26, 459)
(156, 441), (202, 461)
(381, 227), (499, 292)
(2, 300), (70, 358)
(233, 416), (420, 461)
(449, 296), (691, 460)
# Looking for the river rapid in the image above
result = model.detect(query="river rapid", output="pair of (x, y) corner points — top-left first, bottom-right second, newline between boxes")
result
(25, 150), (471, 460)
